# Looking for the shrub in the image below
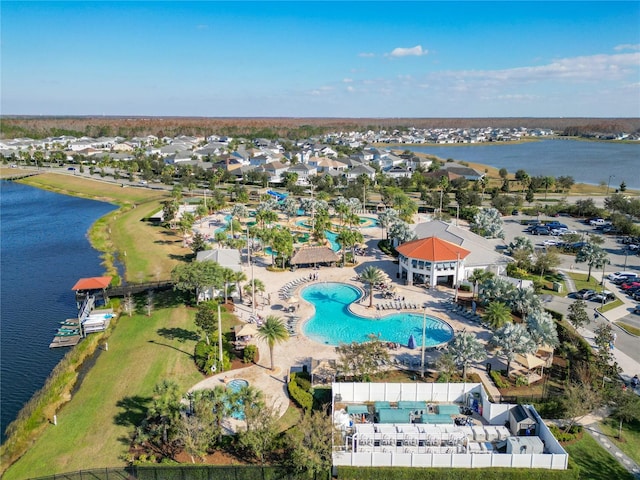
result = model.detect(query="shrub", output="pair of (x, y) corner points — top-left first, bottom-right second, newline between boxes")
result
(194, 341), (216, 374)
(294, 376), (312, 392)
(490, 370), (510, 389)
(549, 424), (583, 443)
(243, 344), (257, 363)
(287, 378), (313, 411)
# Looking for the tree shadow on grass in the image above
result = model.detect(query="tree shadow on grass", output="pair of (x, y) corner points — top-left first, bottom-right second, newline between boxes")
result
(114, 395), (152, 429)
(157, 327), (199, 342)
(169, 253), (192, 262)
(148, 339), (193, 356)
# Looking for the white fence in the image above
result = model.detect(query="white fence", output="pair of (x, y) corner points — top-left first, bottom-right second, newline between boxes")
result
(332, 382), (569, 470)
(332, 382), (481, 404)
(333, 451), (568, 469)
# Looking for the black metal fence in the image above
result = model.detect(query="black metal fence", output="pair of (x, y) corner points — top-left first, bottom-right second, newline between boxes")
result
(30, 466), (329, 480)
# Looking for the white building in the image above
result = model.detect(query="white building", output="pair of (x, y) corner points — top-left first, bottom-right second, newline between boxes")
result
(331, 382), (568, 471)
(396, 236), (470, 288)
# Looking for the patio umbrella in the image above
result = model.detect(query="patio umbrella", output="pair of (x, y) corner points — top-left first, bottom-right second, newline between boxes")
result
(235, 323), (258, 338)
(407, 334), (417, 350)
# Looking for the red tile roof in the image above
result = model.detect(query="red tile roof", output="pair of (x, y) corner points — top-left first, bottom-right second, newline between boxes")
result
(396, 237), (470, 262)
(71, 276), (113, 291)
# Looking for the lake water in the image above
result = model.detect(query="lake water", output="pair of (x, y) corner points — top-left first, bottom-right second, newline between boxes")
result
(0, 181), (116, 441)
(404, 139), (640, 189)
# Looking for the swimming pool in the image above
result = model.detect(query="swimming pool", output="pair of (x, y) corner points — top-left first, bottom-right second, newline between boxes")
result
(301, 282), (453, 346)
(359, 217), (379, 228)
(226, 378), (249, 420)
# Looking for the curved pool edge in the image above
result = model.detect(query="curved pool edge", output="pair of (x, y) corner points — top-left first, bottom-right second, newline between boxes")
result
(299, 281), (455, 347)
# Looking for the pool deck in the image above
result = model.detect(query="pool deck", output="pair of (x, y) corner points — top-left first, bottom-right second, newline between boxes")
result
(189, 218), (496, 431)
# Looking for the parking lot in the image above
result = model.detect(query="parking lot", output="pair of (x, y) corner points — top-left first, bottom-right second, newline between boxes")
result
(501, 214), (640, 273)
(500, 213), (640, 370)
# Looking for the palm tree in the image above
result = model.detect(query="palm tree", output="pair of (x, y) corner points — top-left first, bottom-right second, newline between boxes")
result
(257, 315), (290, 370)
(483, 301), (513, 330)
(509, 288), (542, 318)
(233, 270), (247, 301)
(359, 266), (384, 308)
(221, 267), (236, 302)
(468, 268), (493, 300)
(245, 278), (266, 307)
(575, 244), (609, 282)
(336, 228), (363, 265)
(525, 310), (559, 349)
(491, 323), (537, 377)
(447, 332), (486, 380)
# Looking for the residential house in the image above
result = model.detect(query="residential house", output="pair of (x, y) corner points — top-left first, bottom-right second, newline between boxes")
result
(345, 164), (376, 181)
(385, 165), (412, 179)
(287, 163), (317, 185)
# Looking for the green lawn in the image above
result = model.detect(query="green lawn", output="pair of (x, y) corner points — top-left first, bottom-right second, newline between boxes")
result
(4, 298), (203, 479)
(564, 432), (634, 480)
(598, 417), (640, 465)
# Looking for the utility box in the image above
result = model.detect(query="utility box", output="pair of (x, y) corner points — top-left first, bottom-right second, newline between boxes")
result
(552, 282), (563, 292)
(506, 436), (544, 454)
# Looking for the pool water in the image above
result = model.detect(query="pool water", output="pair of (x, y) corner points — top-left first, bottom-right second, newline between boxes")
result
(359, 217), (379, 228)
(226, 379), (250, 420)
(301, 282), (453, 346)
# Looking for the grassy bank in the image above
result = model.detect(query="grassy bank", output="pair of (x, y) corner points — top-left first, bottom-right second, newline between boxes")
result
(18, 173), (183, 283)
(1, 174), (189, 476)
(3, 299), (203, 479)
(563, 432), (634, 480)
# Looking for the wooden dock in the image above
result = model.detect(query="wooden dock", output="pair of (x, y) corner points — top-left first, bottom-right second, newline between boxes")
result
(49, 318), (82, 348)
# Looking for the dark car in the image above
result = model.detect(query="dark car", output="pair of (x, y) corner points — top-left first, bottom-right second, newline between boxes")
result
(511, 210), (519, 216)
(531, 226), (551, 235)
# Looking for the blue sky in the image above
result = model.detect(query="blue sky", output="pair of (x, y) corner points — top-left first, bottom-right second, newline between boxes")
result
(2, 1), (639, 117)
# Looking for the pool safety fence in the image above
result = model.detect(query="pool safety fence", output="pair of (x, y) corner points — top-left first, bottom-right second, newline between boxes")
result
(29, 465), (331, 480)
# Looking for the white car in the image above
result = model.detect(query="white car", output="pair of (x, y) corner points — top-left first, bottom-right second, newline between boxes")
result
(590, 218), (608, 226)
(543, 239), (561, 247)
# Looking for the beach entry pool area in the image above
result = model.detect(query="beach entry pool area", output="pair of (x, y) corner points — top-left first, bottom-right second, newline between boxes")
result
(301, 282), (454, 346)
(226, 378), (250, 420)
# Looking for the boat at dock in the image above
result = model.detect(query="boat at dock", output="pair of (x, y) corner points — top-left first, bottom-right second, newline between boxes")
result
(49, 276), (115, 348)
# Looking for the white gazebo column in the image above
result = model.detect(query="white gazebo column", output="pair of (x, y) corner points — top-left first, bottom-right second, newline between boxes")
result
(429, 265), (437, 288)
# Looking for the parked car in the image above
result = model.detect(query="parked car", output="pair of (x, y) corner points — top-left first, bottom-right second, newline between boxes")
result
(574, 289), (597, 300)
(620, 281), (640, 290)
(608, 271), (638, 283)
(631, 306), (640, 315)
(543, 239), (562, 247)
(590, 291), (615, 303)
(589, 218), (608, 226)
(531, 226), (551, 235)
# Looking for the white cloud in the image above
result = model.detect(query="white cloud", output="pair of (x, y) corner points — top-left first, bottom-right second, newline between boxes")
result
(358, 52), (375, 58)
(346, 86), (355, 93)
(614, 44), (640, 51)
(343, 78), (353, 83)
(387, 45), (428, 58)
(436, 53), (639, 84)
(196, 24), (208, 30)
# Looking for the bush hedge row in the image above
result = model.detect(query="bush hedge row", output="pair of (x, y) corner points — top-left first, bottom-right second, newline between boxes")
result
(490, 370), (510, 389)
(288, 373), (313, 411)
(337, 466), (579, 480)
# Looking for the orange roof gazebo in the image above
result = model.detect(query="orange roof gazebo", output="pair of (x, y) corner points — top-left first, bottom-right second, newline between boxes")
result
(71, 276), (113, 291)
(396, 237), (470, 262)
